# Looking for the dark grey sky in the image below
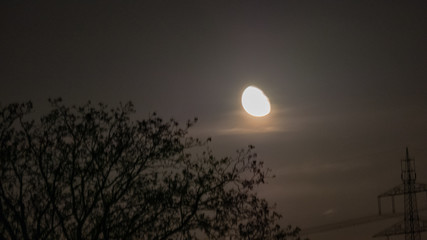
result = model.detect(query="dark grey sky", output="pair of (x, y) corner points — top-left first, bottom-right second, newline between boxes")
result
(2, 1), (427, 239)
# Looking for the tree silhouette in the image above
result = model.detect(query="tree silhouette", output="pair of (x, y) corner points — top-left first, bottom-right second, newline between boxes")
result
(0, 99), (302, 240)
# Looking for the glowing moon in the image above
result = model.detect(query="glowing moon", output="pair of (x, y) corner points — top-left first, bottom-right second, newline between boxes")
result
(241, 86), (271, 117)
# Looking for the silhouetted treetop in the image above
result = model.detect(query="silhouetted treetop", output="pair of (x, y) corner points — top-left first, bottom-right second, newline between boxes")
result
(0, 99), (303, 240)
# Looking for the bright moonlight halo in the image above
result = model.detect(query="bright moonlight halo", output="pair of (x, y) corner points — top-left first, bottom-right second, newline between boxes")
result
(241, 86), (271, 117)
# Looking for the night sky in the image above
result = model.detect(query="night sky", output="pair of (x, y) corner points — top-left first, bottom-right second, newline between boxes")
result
(2, 1), (427, 239)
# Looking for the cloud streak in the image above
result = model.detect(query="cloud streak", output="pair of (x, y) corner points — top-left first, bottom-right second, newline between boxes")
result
(217, 126), (285, 135)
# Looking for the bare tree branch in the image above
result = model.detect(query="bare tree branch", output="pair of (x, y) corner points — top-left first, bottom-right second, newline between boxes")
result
(0, 99), (303, 240)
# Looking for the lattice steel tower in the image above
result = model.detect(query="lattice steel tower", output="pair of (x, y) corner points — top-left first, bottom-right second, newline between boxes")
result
(402, 147), (421, 240)
(375, 147), (427, 240)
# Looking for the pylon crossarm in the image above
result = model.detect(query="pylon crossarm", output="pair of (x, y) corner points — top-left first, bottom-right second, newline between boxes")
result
(378, 183), (427, 198)
(413, 183), (427, 193)
(378, 184), (404, 197)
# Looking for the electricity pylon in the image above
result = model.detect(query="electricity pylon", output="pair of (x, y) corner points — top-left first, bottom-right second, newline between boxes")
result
(374, 147), (427, 240)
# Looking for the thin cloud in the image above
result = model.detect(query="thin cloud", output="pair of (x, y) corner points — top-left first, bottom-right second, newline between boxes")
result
(322, 208), (336, 216)
(217, 126), (285, 135)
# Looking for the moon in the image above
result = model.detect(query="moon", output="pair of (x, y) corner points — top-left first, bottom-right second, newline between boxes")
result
(241, 86), (271, 117)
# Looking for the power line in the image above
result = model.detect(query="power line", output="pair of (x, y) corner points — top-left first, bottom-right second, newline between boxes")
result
(374, 147), (427, 240)
(301, 148), (427, 239)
